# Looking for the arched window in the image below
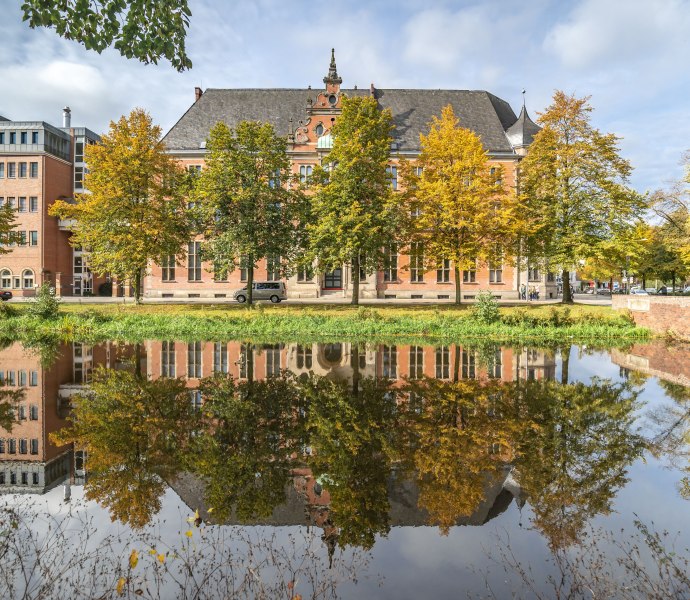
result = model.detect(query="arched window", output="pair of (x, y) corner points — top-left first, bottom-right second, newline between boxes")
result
(22, 269), (34, 289)
(315, 123), (324, 136)
(0, 269), (11, 289)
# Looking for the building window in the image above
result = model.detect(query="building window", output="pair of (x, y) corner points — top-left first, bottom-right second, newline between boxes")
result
(462, 349), (476, 379)
(19, 439), (27, 454)
(18, 405), (25, 420)
(29, 231), (38, 246)
(32, 472), (39, 485)
(6, 371), (15, 386)
(30, 439), (38, 454)
(18, 370), (26, 386)
(383, 244), (398, 282)
(19, 162), (27, 178)
(161, 341), (176, 377)
(161, 255), (176, 281)
(0, 439), (4, 453)
(20, 132), (27, 144)
(239, 255), (249, 282)
(437, 259), (451, 283)
(187, 242), (202, 281)
(489, 263), (503, 283)
(22, 270), (34, 289)
(297, 264), (313, 282)
(265, 344), (281, 377)
(409, 346), (424, 379)
(268, 169), (280, 189)
(296, 344), (312, 369)
(546, 272), (555, 283)
(18, 232), (27, 246)
(299, 165), (313, 183)
(31, 132), (38, 144)
(315, 123), (324, 136)
(488, 349), (502, 379)
(30, 370), (38, 386)
(0, 164), (3, 178)
(74, 166), (84, 188)
(30, 405), (38, 420)
(29, 196), (38, 212)
(9, 132), (16, 144)
(266, 254), (281, 281)
(213, 343), (228, 373)
(7, 163), (16, 178)
(410, 242), (424, 283)
(190, 390), (202, 411)
(463, 264), (477, 283)
(187, 342), (202, 378)
(382, 345), (397, 379)
(386, 166), (398, 190)
(18, 197), (26, 212)
(8, 439), (16, 454)
(435, 346), (450, 379)
(29, 162), (38, 178)
(528, 265), (540, 282)
(0, 270), (10, 288)
(238, 344), (251, 379)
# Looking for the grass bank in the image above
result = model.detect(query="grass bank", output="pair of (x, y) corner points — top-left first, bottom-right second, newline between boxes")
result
(0, 302), (648, 344)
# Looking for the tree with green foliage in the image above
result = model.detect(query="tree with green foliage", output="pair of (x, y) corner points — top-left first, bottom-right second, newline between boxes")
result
(308, 96), (399, 305)
(520, 91), (646, 303)
(404, 105), (520, 304)
(49, 109), (191, 303)
(194, 121), (307, 305)
(0, 203), (18, 251)
(21, 0), (192, 71)
(52, 367), (199, 528)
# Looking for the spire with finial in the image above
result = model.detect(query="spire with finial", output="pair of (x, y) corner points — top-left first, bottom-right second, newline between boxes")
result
(506, 90), (541, 155)
(323, 48), (342, 88)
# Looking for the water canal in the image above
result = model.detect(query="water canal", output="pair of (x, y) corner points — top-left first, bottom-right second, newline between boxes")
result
(0, 339), (689, 599)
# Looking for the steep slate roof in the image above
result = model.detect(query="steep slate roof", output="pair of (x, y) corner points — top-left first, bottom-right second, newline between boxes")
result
(163, 88), (519, 154)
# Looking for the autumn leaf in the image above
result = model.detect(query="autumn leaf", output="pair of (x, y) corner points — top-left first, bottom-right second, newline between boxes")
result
(129, 549), (139, 569)
(116, 577), (126, 595)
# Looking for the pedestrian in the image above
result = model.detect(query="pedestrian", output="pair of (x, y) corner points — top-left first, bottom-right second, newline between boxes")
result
(520, 284), (526, 300)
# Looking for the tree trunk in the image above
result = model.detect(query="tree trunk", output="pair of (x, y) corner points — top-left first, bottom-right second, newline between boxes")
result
(133, 268), (143, 304)
(609, 275), (614, 294)
(642, 273), (646, 290)
(351, 255), (360, 306)
(672, 272), (676, 294)
(247, 343), (254, 383)
(453, 344), (460, 383)
(561, 345), (570, 384)
(562, 269), (573, 304)
(351, 343), (361, 395)
(135, 342), (142, 378)
(454, 265), (462, 305)
(247, 259), (254, 305)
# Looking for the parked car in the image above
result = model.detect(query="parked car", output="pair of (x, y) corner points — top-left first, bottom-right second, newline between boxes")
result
(630, 288), (648, 295)
(595, 289), (611, 296)
(0, 291), (12, 301)
(233, 282), (287, 303)
(644, 287), (657, 295)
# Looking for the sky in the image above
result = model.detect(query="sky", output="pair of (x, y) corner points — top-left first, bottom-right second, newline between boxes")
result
(1, 0), (689, 193)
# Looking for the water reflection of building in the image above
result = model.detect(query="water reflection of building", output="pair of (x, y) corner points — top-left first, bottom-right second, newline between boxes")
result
(611, 342), (690, 387)
(0, 342), (73, 493)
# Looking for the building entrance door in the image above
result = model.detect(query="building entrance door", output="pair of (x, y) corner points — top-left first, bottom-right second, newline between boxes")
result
(324, 268), (342, 289)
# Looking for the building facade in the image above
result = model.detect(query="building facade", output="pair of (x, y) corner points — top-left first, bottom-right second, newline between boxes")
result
(0, 110), (101, 297)
(146, 50), (554, 301)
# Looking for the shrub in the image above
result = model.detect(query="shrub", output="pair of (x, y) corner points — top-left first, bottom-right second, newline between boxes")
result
(27, 284), (60, 320)
(0, 302), (17, 318)
(472, 290), (499, 324)
(356, 307), (381, 321)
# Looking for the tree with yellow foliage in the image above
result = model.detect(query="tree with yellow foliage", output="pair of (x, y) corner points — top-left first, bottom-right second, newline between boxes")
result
(49, 109), (191, 302)
(404, 105), (520, 304)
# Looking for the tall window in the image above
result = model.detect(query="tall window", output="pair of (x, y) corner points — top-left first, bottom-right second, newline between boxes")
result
(161, 255), (176, 281)
(18, 162), (27, 178)
(29, 231), (38, 246)
(410, 242), (424, 283)
(268, 169), (280, 188)
(187, 242), (202, 281)
(213, 342), (228, 373)
(20, 132), (27, 144)
(239, 255), (249, 282)
(161, 341), (176, 377)
(18, 197), (26, 212)
(488, 349), (502, 379)
(296, 345), (312, 369)
(383, 244), (398, 282)
(382, 345), (397, 379)
(7, 163), (16, 178)
(239, 343), (251, 379)
(435, 346), (450, 379)
(386, 166), (398, 190)
(0, 164), (3, 178)
(462, 349), (476, 379)
(528, 265), (540, 281)
(190, 390), (202, 411)
(463, 261), (476, 283)
(299, 165), (313, 183)
(265, 344), (281, 377)
(266, 254), (281, 281)
(30, 405), (38, 420)
(297, 264), (313, 282)
(437, 259), (451, 283)
(29, 162), (38, 178)
(30, 439), (38, 454)
(187, 342), (202, 378)
(409, 346), (424, 379)
(74, 166), (84, 188)
(29, 197), (38, 212)
(1, 270), (10, 288)
(30, 370), (38, 386)
(31, 132), (38, 144)
(489, 262), (503, 283)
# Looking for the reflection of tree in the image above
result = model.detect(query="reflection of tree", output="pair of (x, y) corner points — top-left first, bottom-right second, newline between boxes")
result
(646, 380), (690, 499)
(52, 368), (199, 528)
(0, 387), (23, 432)
(189, 373), (304, 522)
(402, 377), (526, 533)
(515, 378), (645, 550)
(304, 351), (401, 549)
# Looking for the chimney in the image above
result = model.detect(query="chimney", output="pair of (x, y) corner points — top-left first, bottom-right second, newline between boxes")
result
(195, 87), (203, 102)
(62, 107), (71, 128)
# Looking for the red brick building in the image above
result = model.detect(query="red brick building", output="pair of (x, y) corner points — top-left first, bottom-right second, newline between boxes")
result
(147, 51), (554, 301)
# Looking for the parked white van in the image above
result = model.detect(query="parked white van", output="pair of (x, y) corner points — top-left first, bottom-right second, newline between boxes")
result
(232, 282), (287, 303)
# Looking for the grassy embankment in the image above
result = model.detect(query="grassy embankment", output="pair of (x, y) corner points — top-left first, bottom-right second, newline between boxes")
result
(0, 302), (648, 344)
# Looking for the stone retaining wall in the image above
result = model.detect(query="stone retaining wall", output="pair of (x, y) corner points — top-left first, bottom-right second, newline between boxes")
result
(612, 295), (690, 340)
